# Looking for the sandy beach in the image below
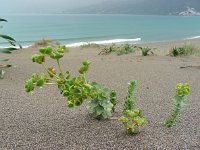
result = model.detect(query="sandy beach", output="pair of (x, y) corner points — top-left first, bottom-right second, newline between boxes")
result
(1, 38), (200, 149)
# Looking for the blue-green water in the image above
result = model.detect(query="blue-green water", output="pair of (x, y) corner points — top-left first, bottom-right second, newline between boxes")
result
(1, 14), (200, 47)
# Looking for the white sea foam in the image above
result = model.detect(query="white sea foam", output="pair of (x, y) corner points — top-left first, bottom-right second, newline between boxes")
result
(0, 45), (31, 49)
(65, 38), (141, 47)
(0, 38), (141, 48)
(184, 36), (200, 40)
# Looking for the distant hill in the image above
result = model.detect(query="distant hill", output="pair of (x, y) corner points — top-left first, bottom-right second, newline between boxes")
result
(65, 0), (200, 15)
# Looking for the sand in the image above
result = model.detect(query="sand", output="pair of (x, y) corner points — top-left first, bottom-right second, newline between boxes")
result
(0, 38), (200, 150)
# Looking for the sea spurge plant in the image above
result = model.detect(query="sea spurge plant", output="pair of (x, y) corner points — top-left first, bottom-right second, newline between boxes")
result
(119, 80), (147, 134)
(24, 46), (115, 119)
(123, 80), (137, 112)
(24, 46), (92, 107)
(164, 83), (190, 127)
(24, 73), (48, 92)
(119, 109), (146, 134)
(87, 82), (114, 119)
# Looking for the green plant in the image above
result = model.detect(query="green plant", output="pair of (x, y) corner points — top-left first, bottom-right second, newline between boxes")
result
(98, 44), (117, 55)
(119, 80), (147, 134)
(87, 82), (114, 119)
(123, 80), (136, 112)
(24, 46), (116, 119)
(119, 109), (146, 134)
(164, 83), (190, 127)
(0, 18), (21, 79)
(24, 45), (92, 105)
(116, 43), (136, 56)
(110, 89), (117, 112)
(169, 44), (195, 57)
(138, 46), (154, 56)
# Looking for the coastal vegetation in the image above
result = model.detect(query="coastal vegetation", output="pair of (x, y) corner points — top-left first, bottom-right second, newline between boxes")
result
(138, 46), (154, 56)
(33, 38), (60, 47)
(24, 45), (116, 119)
(119, 80), (147, 134)
(99, 43), (154, 56)
(98, 44), (117, 55)
(80, 43), (100, 49)
(169, 43), (197, 57)
(164, 83), (190, 127)
(24, 44), (192, 135)
(0, 18), (21, 79)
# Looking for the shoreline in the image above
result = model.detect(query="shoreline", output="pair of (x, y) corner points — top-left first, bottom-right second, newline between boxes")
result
(1, 36), (200, 49)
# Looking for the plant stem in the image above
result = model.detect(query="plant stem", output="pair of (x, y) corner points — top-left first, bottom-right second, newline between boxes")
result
(57, 59), (63, 74)
(45, 83), (57, 85)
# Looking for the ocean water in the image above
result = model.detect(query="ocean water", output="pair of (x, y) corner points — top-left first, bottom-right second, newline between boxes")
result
(0, 14), (200, 47)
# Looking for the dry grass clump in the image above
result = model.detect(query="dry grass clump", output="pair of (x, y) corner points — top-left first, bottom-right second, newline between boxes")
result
(33, 38), (60, 47)
(80, 43), (101, 50)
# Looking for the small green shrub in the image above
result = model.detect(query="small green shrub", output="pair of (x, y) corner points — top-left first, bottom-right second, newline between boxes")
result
(99, 43), (139, 56)
(169, 44), (195, 57)
(164, 83), (190, 127)
(24, 45), (115, 119)
(119, 109), (146, 134)
(98, 44), (117, 55)
(123, 80), (136, 112)
(138, 46), (154, 56)
(87, 82), (114, 119)
(116, 43), (137, 56)
(119, 80), (147, 134)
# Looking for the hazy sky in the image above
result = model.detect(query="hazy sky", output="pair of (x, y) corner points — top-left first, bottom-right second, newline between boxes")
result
(0, 0), (104, 14)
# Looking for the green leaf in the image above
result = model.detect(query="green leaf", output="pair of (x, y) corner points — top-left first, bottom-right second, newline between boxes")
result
(119, 116), (128, 123)
(0, 58), (9, 62)
(0, 34), (16, 42)
(0, 48), (18, 54)
(31, 54), (45, 64)
(39, 47), (52, 55)
(24, 79), (34, 92)
(82, 60), (91, 66)
(0, 18), (7, 22)
(31, 73), (39, 83)
(67, 100), (74, 108)
(36, 79), (44, 86)
(47, 67), (56, 78)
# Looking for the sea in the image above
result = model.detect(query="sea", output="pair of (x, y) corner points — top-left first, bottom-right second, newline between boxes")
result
(0, 14), (200, 47)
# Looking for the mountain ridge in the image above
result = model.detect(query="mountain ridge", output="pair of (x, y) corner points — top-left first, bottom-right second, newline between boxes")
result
(64, 0), (200, 15)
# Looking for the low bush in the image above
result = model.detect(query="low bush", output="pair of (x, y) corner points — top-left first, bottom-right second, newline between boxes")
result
(116, 43), (137, 56)
(24, 45), (116, 120)
(87, 82), (116, 119)
(169, 44), (196, 57)
(98, 44), (118, 55)
(138, 46), (154, 56)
